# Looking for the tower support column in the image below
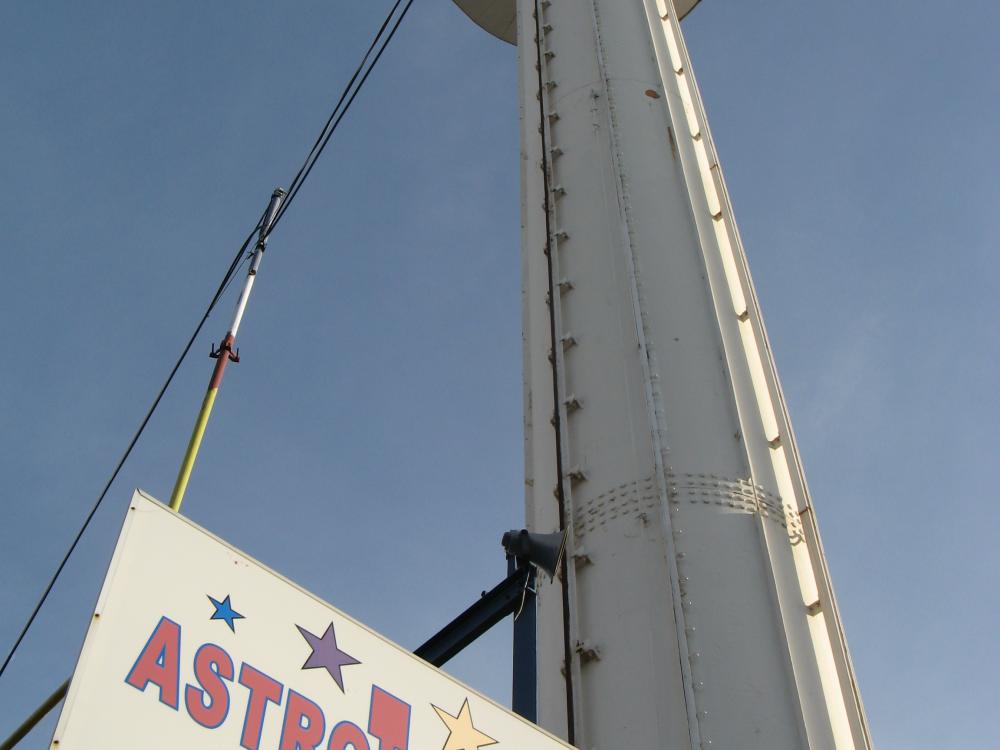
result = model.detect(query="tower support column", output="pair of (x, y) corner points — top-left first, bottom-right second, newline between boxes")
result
(511, 2), (873, 748)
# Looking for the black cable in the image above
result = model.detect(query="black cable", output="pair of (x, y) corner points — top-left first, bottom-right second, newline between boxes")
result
(218, 250), (254, 301)
(0, 220), (260, 681)
(267, 0), (416, 236)
(0, 0), (419, 685)
(278, 0), (405, 215)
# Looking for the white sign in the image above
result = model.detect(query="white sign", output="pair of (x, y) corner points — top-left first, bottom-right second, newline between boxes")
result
(52, 490), (572, 750)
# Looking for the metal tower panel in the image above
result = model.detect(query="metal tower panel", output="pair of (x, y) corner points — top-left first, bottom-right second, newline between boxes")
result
(453, 0), (703, 45)
(508, 1), (874, 748)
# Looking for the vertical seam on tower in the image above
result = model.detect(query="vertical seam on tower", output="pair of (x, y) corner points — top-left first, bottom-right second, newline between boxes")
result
(674, 3), (870, 743)
(665, 11), (872, 744)
(532, 0), (581, 743)
(648, 2), (819, 745)
(648, 3), (871, 747)
(588, 2), (703, 748)
(647, 4), (809, 745)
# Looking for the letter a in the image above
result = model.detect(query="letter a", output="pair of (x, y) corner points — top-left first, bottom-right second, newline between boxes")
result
(125, 616), (182, 709)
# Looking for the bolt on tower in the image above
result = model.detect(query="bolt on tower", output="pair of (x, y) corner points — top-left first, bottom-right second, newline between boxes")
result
(452, 1), (873, 748)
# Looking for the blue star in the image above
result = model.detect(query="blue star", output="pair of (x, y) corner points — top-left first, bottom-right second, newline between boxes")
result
(208, 594), (244, 632)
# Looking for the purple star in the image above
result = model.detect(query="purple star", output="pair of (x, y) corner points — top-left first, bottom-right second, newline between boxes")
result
(296, 622), (361, 692)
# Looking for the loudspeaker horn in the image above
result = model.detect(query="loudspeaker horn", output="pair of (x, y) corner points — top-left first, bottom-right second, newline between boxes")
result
(501, 528), (567, 578)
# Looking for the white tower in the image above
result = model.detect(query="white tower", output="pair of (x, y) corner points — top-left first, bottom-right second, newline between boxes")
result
(453, 2), (873, 748)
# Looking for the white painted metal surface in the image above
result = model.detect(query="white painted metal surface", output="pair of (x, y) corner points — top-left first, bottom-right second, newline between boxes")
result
(52, 491), (573, 750)
(453, 0), (703, 45)
(456, 1), (875, 747)
(228, 190), (284, 339)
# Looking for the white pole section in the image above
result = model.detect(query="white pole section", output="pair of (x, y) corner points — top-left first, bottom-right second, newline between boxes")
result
(229, 189), (285, 338)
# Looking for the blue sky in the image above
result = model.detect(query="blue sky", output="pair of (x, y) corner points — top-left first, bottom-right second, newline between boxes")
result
(1, 1), (997, 747)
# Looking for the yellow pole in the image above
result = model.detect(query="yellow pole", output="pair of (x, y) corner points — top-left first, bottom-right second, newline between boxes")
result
(169, 332), (236, 512)
(0, 679), (69, 750)
(168, 385), (221, 511)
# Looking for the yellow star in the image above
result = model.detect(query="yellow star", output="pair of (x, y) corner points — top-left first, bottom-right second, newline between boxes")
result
(432, 698), (498, 750)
